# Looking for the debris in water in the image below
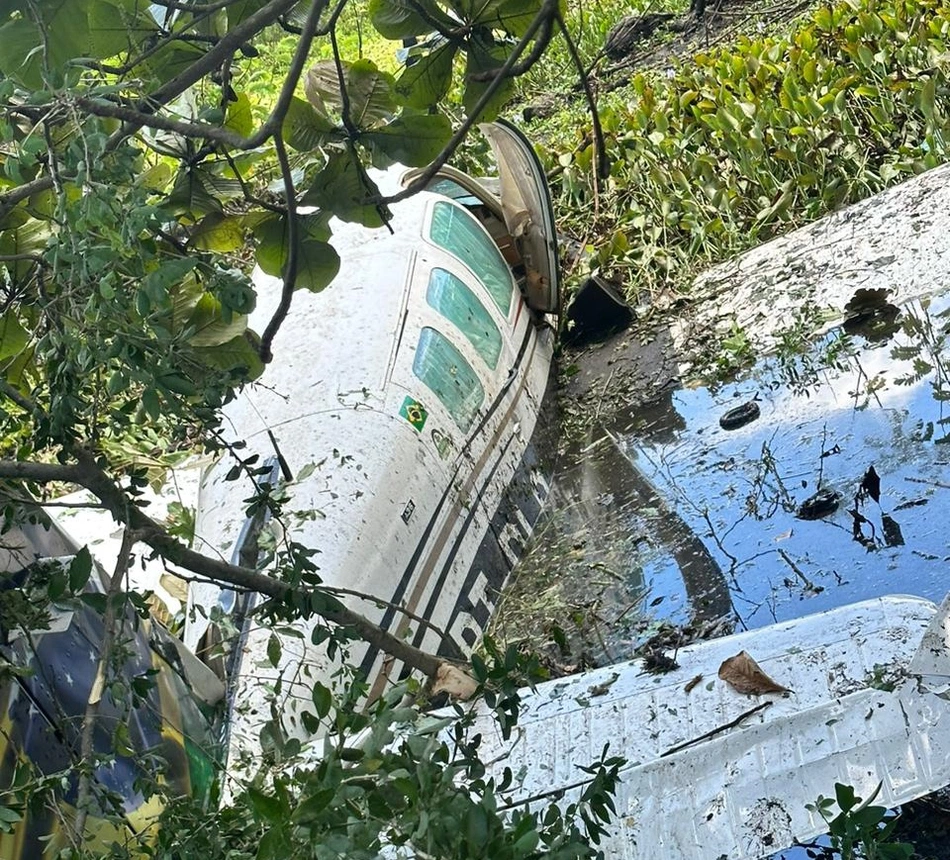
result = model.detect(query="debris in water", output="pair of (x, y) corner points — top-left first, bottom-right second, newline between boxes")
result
(719, 399), (760, 430)
(860, 465), (882, 504)
(882, 515), (905, 547)
(796, 488), (840, 520)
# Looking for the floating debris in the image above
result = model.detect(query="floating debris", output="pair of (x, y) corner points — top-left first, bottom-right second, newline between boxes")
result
(796, 488), (840, 520)
(719, 399), (760, 430)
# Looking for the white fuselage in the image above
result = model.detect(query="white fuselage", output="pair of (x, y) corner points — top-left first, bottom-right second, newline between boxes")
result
(184, 175), (555, 763)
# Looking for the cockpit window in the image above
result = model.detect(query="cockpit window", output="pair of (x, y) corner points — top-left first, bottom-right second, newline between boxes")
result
(428, 201), (513, 316)
(413, 327), (484, 432)
(426, 268), (501, 370)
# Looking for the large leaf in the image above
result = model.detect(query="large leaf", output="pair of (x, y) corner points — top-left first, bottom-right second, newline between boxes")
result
(189, 213), (245, 252)
(0, 310), (29, 362)
(364, 114), (452, 167)
(254, 215), (341, 292)
(455, 0), (542, 35)
(368, 0), (456, 39)
(462, 38), (513, 121)
(225, 92), (254, 138)
(299, 151), (388, 227)
(282, 96), (336, 152)
(0, 12), (88, 88)
(193, 332), (264, 379)
(89, 0), (157, 60)
(394, 43), (457, 108)
(304, 60), (396, 130)
(183, 294), (249, 347)
(226, 0), (271, 27)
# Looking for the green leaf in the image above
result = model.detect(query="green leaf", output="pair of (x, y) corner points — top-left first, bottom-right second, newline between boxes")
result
(462, 39), (513, 121)
(190, 212), (245, 252)
(299, 151), (388, 227)
(834, 782), (857, 813)
(293, 237), (341, 292)
(193, 333), (264, 379)
(225, 91), (254, 138)
(312, 682), (331, 719)
(142, 387), (161, 421)
(68, 547), (93, 592)
(305, 59), (396, 129)
(394, 43), (457, 108)
(0, 804), (22, 833)
(183, 294), (248, 347)
(248, 786), (284, 824)
(364, 114), (452, 167)
(291, 788), (335, 823)
(254, 214), (341, 291)
(142, 257), (197, 307)
(0, 310), (29, 362)
(282, 96), (336, 152)
(368, 0), (455, 39)
(267, 633), (282, 667)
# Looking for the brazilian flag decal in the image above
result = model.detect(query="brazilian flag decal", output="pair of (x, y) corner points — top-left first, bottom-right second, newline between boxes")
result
(399, 396), (428, 431)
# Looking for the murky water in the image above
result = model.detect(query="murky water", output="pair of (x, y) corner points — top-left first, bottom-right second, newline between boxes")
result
(495, 292), (950, 857)
(626, 294), (950, 635)
(503, 292), (950, 668)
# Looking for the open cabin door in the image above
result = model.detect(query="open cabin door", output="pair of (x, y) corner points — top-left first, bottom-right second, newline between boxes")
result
(479, 120), (561, 315)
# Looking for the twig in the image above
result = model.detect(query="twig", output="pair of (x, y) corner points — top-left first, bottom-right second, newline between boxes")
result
(0, 453), (465, 684)
(74, 526), (136, 842)
(258, 128), (297, 363)
(556, 14), (609, 188)
(660, 701), (772, 757)
(373, 0), (559, 208)
(905, 476), (950, 491)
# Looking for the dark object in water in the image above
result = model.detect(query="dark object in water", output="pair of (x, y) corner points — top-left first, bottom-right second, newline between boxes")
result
(882, 514), (905, 547)
(719, 399), (760, 430)
(843, 288), (901, 342)
(797, 488), (840, 520)
(563, 275), (633, 346)
(859, 465), (881, 504)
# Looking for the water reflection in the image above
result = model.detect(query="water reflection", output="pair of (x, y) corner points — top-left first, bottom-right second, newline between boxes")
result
(626, 293), (950, 633)
(511, 292), (950, 667)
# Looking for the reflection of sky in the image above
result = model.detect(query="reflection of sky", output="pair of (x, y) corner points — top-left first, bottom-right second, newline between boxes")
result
(620, 297), (950, 632)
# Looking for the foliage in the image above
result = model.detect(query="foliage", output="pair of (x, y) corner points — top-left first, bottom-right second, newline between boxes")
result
(806, 782), (915, 860)
(545, 0), (950, 298)
(0, 0), (620, 856)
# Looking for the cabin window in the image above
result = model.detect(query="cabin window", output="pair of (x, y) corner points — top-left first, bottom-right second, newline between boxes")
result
(426, 268), (502, 370)
(413, 327), (484, 432)
(426, 178), (482, 208)
(428, 200), (513, 316)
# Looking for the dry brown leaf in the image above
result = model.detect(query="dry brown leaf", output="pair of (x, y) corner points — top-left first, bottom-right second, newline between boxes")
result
(431, 662), (478, 700)
(718, 651), (790, 695)
(684, 673), (703, 694)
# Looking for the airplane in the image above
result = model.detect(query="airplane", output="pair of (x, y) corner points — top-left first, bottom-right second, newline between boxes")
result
(0, 118), (563, 851)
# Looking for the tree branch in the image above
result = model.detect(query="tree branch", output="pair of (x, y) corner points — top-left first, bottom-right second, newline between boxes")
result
(258, 128), (298, 364)
(74, 526), (136, 842)
(74, 97), (252, 150)
(0, 455), (457, 682)
(373, 0), (558, 208)
(556, 14), (610, 180)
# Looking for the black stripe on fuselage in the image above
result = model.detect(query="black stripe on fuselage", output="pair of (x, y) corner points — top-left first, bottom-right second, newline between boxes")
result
(355, 320), (537, 680)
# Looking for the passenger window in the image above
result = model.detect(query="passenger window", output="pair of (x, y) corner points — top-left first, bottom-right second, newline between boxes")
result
(428, 200), (513, 316)
(413, 327), (485, 432)
(426, 268), (502, 370)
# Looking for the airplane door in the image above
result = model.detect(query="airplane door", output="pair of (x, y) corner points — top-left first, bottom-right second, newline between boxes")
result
(479, 119), (561, 315)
